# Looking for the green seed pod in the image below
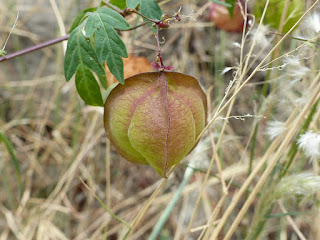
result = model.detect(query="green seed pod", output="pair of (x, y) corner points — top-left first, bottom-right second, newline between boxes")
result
(104, 72), (207, 177)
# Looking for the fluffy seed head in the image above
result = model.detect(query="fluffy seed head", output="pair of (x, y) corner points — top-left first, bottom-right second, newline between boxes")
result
(298, 131), (320, 158)
(275, 173), (320, 199)
(265, 121), (287, 140)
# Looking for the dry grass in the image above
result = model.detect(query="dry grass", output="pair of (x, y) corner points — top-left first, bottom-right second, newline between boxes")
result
(1, 0), (320, 239)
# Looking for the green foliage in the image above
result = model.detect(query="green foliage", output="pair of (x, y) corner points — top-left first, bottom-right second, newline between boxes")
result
(103, 83), (118, 102)
(64, 24), (106, 83)
(126, 0), (140, 9)
(69, 7), (97, 33)
(109, 0), (126, 9)
(140, 0), (163, 21)
(225, 0), (236, 17)
(0, 49), (7, 56)
(64, 1), (164, 106)
(254, 0), (305, 33)
(64, 0), (165, 106)
(209, 0), (236, 17)
(64, 6), (130, 106)
(209, 0), (232, 7)
(85, 7), (130, 84)
(0, 132), (22, 196)
(75, 64), (104, 106)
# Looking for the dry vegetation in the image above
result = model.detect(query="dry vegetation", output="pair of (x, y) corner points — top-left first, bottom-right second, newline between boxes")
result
(1, 0), (320, 239)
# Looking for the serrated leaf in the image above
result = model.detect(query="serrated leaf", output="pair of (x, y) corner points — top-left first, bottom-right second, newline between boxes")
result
(97, 73), (107, 89)
(109, 0), (126, 9)
(75, 63), (104, 106)
(85, 7), (130, 33)
(69, 7), (97, 33)
(64, 25), (106, 87)
(126, 0), (140, 9)
(85, 7), (129, 84)
(140, 0), (163, 21)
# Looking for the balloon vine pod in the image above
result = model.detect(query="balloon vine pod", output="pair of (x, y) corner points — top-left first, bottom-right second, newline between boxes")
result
(104, 71), (207, 177)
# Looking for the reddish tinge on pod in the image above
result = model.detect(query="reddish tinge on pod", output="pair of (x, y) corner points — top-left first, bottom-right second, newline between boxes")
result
(209, 0), (246, 33)
(104, 72), (207, 177)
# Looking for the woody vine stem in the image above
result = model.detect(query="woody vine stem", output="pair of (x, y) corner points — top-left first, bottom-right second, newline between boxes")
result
(0, 8), (180, 67)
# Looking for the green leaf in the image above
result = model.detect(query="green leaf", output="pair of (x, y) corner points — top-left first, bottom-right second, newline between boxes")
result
(85, 7), (129, 84)
(225, 0), (236, 17)
(0, 132), (22, 196)
(64, 24), (106, 89)
(265, 211), (308, 219)
(0, 49), (7, 56)
(209, 0), (232, 8)
(209, 0), (235, 17)
(69, 7), (97, 33)
(75, 63), (104, 106)
(254, 0), (304, 33)
(85, 7), (130, 33)
(103, 82), (118, 102)
(140, 0), (163, 21)
(126, 0), (140, 9)
(109, 0), (126, 9)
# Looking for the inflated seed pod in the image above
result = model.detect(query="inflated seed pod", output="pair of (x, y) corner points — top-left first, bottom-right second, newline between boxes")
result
(104, 71), (207, 177)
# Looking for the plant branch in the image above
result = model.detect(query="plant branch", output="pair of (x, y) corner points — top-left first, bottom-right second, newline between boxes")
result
(122, 21), (151, 31)
(0, 20), (152, 63)
(127, 8), (160, 23)
(0, 34), (69, 63)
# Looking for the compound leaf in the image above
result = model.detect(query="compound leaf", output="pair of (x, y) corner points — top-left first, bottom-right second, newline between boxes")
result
(69, 7), (97, 33)
(64, 24), (106, 88)
(85, 7), (130, 84)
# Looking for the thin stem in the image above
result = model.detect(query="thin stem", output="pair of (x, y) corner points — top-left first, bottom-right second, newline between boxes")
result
(1, 11), (19, 52)
(156, 24), (165, 68)
(268, 31), (320, 45)
(122, 21), (151, 31)
(0, 34), (69, 63)
(0, 21), (153, 63)
(128, 8), (159, 23)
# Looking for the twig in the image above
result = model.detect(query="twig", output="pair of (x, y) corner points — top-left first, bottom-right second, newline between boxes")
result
(1, 11), (19, 53)
(122, 21), (151, 31)
(127, 8), (159, 23)
(0, 35), (69, 63)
